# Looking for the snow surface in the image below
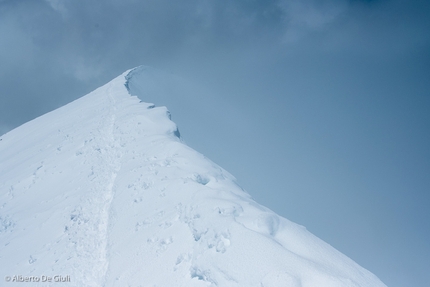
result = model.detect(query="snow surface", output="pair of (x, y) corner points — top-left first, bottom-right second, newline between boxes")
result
(0, 66), (386, 287)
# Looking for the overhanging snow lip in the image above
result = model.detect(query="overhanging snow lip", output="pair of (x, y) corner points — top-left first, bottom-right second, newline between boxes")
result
(122, 65), (182, 140)
(123, 65), (148, 93)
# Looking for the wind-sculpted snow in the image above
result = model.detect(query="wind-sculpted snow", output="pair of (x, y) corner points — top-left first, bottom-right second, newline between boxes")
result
(0, 67), (386, 286)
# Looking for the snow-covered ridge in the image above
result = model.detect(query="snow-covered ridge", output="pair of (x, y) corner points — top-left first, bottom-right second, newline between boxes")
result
(0, 67), (386, 286)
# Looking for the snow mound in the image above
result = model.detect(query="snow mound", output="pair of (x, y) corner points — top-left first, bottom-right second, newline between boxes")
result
(0, 66), (386, 287)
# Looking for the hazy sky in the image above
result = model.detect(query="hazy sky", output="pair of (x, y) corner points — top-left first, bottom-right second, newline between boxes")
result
(1, 0), (429, 286)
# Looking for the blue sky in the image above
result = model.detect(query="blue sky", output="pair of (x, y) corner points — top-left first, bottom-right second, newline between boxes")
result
(1, 0), (429, 286)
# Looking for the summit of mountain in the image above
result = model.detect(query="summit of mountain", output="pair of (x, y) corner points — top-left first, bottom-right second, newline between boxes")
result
(0, 66), (386, 287)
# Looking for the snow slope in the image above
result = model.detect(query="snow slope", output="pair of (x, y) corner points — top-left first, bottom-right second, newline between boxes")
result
(0, 66), (386, 287)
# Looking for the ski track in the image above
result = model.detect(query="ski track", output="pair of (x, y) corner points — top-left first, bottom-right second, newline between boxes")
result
(69, 82), (122, 286)
(99, 82), (122, 286)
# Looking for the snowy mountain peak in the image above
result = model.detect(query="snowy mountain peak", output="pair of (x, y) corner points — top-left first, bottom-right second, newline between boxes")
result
(0, 67), (386, 287)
